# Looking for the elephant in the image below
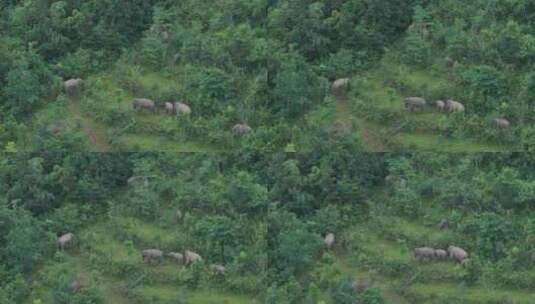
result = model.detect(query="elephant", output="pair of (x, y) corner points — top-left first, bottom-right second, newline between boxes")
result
(435, 100), (446, 112)
(167, 252), (184, 264)
(184, 250), (202, 265)
(445, 100), (465, 113)
(57, 233), (75, 250)
(133, 98), (155, 112)
(174, 102), (191, 115)
(324, 233), (335, 249)
(165, 102), (176, 115)
(414, 247), (435, 259)
(332, 78), (350, 96)
(435, 249), (448, 259)
(64, 78), (83, 96)
(232, 123), (252, 135)
(404, 97), (427, 112)
(142, 249), (164, 264)
(494, 118), (511, 128)
(210, 264), (226, 274)
(448, 245), (468, 263)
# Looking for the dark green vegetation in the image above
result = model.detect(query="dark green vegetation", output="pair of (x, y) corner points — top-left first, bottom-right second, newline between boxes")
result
(1, 0), (533, 151)
(1, 152), (535, 303)
(0, 154), (266, 304)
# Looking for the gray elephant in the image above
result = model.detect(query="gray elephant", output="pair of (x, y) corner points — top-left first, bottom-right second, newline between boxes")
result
(494, 118), (510, 128)
(445, 100), (465, 113)
(435, 100), (446, 112)
(232, 123), (252, 135)
(448, 245), (468, 263)
(133, 98), (155, 112)
(174, 102), (191, 115)
(64, 78), (83, 96)
(404, 97), (427, 112)
(414, 247), (435, 259)
(142, 249), (164, 264)
(324, 233), (335, 249)
(434, 249), (447, 259)
(165, 102), (176, 115)
(210, 264), (226, 274)
(57, 233), (75, 250)
(167, 252), (184, 264)
(332, 78), (350, 96)
(184, 250), (202, 265)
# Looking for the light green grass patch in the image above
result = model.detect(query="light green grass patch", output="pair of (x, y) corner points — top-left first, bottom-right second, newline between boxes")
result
(408, 282), (535, 304)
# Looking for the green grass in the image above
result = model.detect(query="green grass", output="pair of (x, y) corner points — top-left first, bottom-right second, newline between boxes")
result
(398, 132), (507, 152)
(407, 282), (535, 304)
(132, 285), (256, 304)
(344, 56), (511, 152)
(27, 215), (258, 304)
(115, 133), (222, 152)
(337, 213), (535, 304)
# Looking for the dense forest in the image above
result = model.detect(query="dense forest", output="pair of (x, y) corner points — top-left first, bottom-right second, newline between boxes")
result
(1, 0), (533, 151)
(0, 152), (534, 303)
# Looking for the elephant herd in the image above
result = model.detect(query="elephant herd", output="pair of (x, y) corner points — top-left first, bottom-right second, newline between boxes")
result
(405, 96), (511, 128)
(63, 78), (253, 135)
(330, 77), (512, 129)
(414, 245), (469, 264)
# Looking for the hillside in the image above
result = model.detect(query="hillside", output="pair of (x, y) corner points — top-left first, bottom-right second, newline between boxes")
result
(1, 153), (535, 303)
(1, 0), (533, 151)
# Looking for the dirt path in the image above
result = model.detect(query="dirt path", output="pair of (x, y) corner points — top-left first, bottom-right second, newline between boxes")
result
(67, 101), (112, 152)
(334, 94), (386, 151)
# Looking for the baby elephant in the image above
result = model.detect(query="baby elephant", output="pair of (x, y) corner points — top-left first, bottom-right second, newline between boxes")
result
(167, 252), (184, 264)
(414, 247), (435, 259)
(210, 264), (226, 274)
(142, 249), (163, 264)
(434, 249), (448, 259)
(435, 100), (446, 112)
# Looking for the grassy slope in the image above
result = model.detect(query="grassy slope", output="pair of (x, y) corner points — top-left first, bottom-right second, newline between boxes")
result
(334, 214), (535, 303)
(27, 216), (258, 304)
(335, 55), (510, 152)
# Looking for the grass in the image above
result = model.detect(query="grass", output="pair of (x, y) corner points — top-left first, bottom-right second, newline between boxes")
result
(407, 282), (535, 304)
(398, 132), (507, 152)
(343, 55), (511, 152)
(115, 133), (222, 152)
(337, 212), (535, 303)
(27, 215), (257, 304)
(132, 285), (257, 304)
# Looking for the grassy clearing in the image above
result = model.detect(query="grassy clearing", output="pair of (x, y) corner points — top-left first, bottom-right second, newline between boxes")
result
(398, 132), (507, 152)
(337, 216), (535, 303)
(115, 133), (222, 152)
(407, 282), (535, 304)
(27, 215), (257, 304)
(132, 285), (256, 304)
(344, 56), (509, 151)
